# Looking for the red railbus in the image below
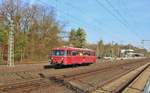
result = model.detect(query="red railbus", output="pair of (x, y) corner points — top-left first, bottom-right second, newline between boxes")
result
(49, 47), (96, 65)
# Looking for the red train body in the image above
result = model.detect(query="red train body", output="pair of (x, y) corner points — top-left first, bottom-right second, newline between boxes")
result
(49, 47), (96, 65)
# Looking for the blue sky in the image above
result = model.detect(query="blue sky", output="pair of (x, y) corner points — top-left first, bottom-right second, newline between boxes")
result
(26, 0), (150, 50)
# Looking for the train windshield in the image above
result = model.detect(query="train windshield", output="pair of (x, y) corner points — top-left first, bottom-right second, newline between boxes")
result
(52, 50), (66, 56)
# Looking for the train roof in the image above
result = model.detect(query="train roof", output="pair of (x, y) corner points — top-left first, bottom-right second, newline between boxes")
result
(52, 46), (95, 52)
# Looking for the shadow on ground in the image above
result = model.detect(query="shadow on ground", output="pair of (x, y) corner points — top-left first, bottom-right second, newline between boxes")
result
(43, 63), (92, 69)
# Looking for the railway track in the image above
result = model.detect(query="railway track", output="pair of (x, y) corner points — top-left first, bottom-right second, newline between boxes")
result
(0, 78), (71, 93)
(0, 59), (149, 93)
(47, 60), (149, 93)
(0, 79), (49, 93)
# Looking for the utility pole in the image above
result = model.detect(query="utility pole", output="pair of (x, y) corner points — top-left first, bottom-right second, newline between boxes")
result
(141, 40), (150, 48)
(96, 41), (100, 59)
(0, 0), (15, 67)
(6, 14), (15, 67)
(141, 40), (144, 49)
(110, 41), (116, 62)
(0, 15), (15, 66)
(141, 40), (150, 57)
(141, 40), (150, 49)
(118, 46), (120, 57)
(111, 41), (114, 58)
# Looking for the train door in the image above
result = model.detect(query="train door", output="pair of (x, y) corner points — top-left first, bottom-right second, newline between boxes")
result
(70, 50), (80, 64)
(83, 51), (90, 63)
(65, 50), (71, 65)
(78, 51), (84, 64)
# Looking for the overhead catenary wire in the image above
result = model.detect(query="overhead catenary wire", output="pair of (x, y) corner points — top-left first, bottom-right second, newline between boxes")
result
(38, 0), (107, 39)
(95, 0), (128, 28)
(30, 0), (143, 47)
(38, 1), (103, 30)
(52, 0), (121, 40)
(119, 0), (143, 40)
(106, 0), (142, 40)
(105, 0), (129, 26)
(96, 0), (143, 42)
(62, 1), (103, 28)
(106, 0), (142, 41)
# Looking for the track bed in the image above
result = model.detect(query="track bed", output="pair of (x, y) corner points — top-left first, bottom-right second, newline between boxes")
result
(0, 58), (149, 93)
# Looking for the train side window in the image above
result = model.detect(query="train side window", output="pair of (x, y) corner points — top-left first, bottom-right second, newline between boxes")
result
(83, 51), (90, 56)
(71, 51), (78, 56)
